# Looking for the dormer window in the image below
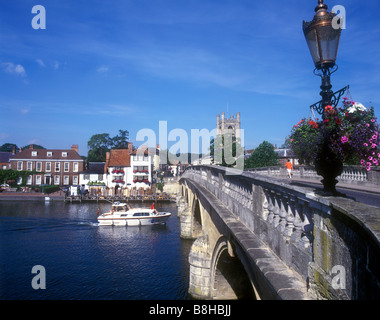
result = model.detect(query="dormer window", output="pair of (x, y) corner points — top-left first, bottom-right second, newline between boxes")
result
(31, 151), (37, 156)
(62, 152), (67, 157)
(47, 152), (52, 157)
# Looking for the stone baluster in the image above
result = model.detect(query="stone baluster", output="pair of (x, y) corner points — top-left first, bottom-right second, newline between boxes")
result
(292, 199), (304, 243)
(272, 192), (281, 228)
(284, 196), (296, 238)
(277, 193), (288, 233)
(265, 189), (275, 223)
(262, 189), (270, 221)
(300, 204), (313, 248)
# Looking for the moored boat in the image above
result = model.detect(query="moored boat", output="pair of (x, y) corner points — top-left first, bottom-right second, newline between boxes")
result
(97, 202), (171, 226)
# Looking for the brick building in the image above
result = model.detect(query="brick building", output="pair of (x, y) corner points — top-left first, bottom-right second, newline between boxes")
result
(10, 144), (84, 186)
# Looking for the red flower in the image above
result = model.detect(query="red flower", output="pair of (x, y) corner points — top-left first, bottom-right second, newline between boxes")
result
(336, 118), (341, 125)
(324, 119), (329, 123)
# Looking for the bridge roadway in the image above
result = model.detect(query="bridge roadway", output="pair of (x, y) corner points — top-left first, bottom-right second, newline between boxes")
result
(178, 165), (380, 300)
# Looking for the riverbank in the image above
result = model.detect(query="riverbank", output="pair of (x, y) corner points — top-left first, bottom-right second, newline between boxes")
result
(0, 191), (64, 201)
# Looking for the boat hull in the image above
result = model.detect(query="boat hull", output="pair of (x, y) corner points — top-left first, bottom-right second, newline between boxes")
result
(97, 213), (171, 226)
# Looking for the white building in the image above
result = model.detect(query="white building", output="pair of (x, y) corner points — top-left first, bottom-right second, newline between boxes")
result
(104, 145), (152, 196)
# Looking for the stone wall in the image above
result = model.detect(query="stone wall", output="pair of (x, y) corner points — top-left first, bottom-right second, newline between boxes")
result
(181, 165), (380, 299)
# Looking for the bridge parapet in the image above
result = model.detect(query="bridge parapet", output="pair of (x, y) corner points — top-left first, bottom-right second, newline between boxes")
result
(180, 165), (380, 300)
(247, 165), (380, 187)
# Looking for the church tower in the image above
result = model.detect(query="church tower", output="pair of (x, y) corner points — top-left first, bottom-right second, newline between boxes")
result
(216, 112), (241, 139)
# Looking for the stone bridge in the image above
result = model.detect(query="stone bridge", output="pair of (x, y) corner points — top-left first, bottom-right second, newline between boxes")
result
(177, 165), (380, 300)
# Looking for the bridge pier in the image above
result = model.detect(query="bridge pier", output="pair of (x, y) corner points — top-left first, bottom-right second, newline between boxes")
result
(188, 235), (212, 299)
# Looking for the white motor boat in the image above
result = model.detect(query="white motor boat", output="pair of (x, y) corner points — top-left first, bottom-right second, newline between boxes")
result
(97, 202), (171, 226)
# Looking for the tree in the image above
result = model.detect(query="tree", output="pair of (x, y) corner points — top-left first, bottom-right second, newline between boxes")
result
(245, 141), (279, 169)
(112, 129), (130, 149)
(22, 144), (45, 150)
(0, 143), (18, 152)
(87, 130), (130, 162)
(87, 133), (113, 162)
(210, 133), (243, 167)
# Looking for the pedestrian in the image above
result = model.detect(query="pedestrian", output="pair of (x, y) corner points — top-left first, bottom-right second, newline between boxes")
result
(285, 159), (293, 178)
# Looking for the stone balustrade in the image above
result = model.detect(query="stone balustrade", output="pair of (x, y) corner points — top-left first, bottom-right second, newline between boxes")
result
(181, 165), (380, 299)
(247, 165), (380, 186)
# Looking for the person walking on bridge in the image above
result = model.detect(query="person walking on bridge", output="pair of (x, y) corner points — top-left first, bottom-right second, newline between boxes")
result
(285, 159), (293, 179)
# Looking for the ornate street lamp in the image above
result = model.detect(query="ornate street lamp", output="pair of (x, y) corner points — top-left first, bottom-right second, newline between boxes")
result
(303, 0), (345, 195)
(303, 0), (343, 114)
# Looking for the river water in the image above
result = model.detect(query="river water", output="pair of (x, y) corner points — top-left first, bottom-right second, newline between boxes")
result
(0, 200), (192, 300)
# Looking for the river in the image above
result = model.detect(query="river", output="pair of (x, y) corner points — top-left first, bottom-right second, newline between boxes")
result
(0, 200), (192, 300)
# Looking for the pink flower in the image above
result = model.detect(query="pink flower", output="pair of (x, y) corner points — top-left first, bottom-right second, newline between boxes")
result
(372, 143), (377, 149)
(341, 136), (349, 143)
(372, 135), (378, 140)
(371, 119), (376, 122)
(369, 156), (373, 161)
(366, 124), (370, 127)
(364, 143), (368, 147)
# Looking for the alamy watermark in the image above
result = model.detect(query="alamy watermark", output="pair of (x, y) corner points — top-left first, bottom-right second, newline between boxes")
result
(331, 265), (346, 290)
(31, 5), (46, 30)
(332, 5), (347, 30)
(31, 265), (46, 290)
(135, 121), (245, 175)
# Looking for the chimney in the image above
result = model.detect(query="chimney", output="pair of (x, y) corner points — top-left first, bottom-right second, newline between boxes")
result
(105, 152), (110, 173)
(71, 144), (79, 154)
(128, 142), (133, 154)
(29, 144), (33, 150)
(12, 146), (15, 155)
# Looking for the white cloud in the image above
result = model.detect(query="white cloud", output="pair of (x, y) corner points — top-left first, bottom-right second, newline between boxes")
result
(2, 62), (26, 77)
(97, 65), (109, 73)
(20, 108), (30, 114)
(53, 61), (60, 69)
(36, 59), (46, 67)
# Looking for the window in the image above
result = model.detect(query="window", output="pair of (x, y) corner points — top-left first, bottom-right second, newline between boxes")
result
(47, 152), (52, 157)
(17, 161), (23, 171)
(54, 175), (60, 185)
(62, 152), (67, 157)
(98, 174), (103, 181)
(64, 176), (69, 185)
(55, 162), (60, 172)
(17, 176), (22, 185)
(32, 151), (37, 156)
(64, 162), (69, 172)
(73, 162), (78, 172)
(36, 175), (41, 185)
(84, 174), (90, 180)
(27, 176), (32, 185)
(73, 176), (78, 184)
(27, 161), (33, 171)
(36, 162), (42, 172)
(46, 162), (51, 172)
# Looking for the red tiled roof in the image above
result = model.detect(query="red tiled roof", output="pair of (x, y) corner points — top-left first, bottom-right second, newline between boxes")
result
(131, 148), (149, 155)
(108, 149), (130, 167)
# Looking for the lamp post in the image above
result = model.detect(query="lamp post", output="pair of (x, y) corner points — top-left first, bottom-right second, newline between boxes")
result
(303, 0), (343, 195)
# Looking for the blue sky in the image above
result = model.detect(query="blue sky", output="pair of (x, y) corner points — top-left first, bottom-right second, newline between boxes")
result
(1, 0), (379, 157)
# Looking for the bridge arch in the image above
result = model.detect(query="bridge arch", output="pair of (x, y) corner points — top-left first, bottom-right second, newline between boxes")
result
(210, 237), (257, 300)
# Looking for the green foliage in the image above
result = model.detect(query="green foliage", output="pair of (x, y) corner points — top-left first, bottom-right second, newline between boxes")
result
(288, 119), (320, 165)
(42, 185), (60, 194)
(0, 143), (18, 152)
(21, 144), (45, 150)
(87, 130), (130, 162)
(244, 141), (279, 169)
(210, 133), (243, 167)
(0, 169), (42, 187)
(289, 100), (380, 170)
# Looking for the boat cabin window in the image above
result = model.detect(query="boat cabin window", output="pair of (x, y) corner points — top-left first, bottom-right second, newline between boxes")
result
(133, 212), (142, 217)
